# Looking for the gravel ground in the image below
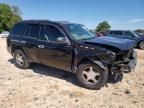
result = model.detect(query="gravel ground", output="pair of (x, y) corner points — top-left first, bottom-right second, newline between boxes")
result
(0, 38), (144, 108)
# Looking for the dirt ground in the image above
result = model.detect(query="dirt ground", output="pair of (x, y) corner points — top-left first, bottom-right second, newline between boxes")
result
(0, 38), (144, 108)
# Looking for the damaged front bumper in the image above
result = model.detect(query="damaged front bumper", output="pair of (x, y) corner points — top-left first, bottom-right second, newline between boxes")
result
(118, 50), (137, 72)
(109, 49), (137, 82)
(113, 50), (137, 72)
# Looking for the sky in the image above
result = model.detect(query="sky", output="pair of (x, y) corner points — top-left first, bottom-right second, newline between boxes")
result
(0, 0), (144, 30)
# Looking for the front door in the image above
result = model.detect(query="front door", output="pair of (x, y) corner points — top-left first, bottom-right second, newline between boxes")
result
(37, 24), (73, 71)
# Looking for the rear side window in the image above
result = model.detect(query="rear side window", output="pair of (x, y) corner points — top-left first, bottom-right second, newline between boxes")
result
(11, 23), (25, 36)
(24, 24), (40, 39)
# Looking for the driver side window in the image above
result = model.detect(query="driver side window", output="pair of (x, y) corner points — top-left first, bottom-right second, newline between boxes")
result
(39, 25), (65, 42)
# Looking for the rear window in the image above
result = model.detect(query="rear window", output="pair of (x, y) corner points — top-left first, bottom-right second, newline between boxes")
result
(24, 24), (40, 39)
(11, 23), (25, 36)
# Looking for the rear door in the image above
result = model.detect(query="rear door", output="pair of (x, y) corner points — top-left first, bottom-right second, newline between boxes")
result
(37, 24), (73, 71)
(21, 23), (40, 62)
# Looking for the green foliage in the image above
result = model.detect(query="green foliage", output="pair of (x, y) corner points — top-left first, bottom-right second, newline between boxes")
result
(95, 21), (111, 33)
(0, 3), (22, 32)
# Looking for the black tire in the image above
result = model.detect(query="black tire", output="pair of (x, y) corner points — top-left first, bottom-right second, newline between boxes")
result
(139, 41), (144, 50)
(76, 62), (108, 90)
(14, 49), (30, 69)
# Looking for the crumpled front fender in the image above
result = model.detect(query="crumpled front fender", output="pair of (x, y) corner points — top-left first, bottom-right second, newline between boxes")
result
(90, 60), (108, 72)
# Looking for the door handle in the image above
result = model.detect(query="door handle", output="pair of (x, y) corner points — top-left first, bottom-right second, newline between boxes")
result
(38, 45), (44, 48)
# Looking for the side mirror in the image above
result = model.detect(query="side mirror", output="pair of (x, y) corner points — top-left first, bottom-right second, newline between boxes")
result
(56, 37), (68, 44)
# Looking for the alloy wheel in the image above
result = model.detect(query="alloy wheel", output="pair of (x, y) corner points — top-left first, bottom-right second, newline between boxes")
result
(82, 66), (100, 84)
(16, 52), (24, 65)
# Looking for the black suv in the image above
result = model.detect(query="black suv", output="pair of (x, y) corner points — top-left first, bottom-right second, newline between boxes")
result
(106, 30), (144, 49)
(7, 20), (137, 89)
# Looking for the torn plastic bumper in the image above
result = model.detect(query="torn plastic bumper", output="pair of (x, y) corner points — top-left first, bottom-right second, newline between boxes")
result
(110, 49), (137, 82)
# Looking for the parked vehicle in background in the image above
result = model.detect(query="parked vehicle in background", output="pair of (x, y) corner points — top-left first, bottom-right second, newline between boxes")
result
(135, 32), (144, 37)
(0, 31), (9, 38)
(7, 20), (137, 90)
(96, 32), (103, 37)
(106, 30), (144, 49)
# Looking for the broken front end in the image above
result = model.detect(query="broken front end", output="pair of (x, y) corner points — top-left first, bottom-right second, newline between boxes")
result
(110, 48), (137, 81)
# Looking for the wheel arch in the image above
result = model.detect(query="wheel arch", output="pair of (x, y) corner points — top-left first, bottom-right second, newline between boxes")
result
(77, 57), (108, 72)
(11, 44), (25, 56)
(138, 40), (144, 44)
(137, 40), (144, 49)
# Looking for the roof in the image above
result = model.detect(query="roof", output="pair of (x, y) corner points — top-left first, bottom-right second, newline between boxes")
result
(21, 20), (75, 25)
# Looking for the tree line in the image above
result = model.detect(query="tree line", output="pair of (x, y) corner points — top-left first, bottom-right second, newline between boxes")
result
(0, 3), (22, 33)
(92, 21), (144, 34)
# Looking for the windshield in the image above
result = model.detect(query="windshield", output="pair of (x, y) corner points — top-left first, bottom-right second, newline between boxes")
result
(64, 24), (95, 40)
(131, 31), (139, 37)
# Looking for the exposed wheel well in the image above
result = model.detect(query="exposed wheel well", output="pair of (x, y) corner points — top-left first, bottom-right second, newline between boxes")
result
(77, 57), (107, 71)
(137, 40), (144, 48)
(138, 40), (144, 45)
(78, 58), (93, 67)
(11, 45), (25, 56)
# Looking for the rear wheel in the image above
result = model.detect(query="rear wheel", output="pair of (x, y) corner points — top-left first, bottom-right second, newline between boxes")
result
(76, 62), (108, 90)
(14, 49), (30, 69)
(139, 41), (144, 49)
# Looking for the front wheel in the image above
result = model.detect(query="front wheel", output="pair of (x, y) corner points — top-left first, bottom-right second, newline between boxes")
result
(14, 49), (31, 69)
(76, 62), (108, 90)
(139, 41), (144, 50)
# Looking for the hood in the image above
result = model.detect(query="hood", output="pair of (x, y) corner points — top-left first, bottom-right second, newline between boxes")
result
(83, 36), (135, 51)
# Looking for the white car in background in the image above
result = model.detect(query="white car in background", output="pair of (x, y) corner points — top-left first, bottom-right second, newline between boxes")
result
(0, 31), (9, 38)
